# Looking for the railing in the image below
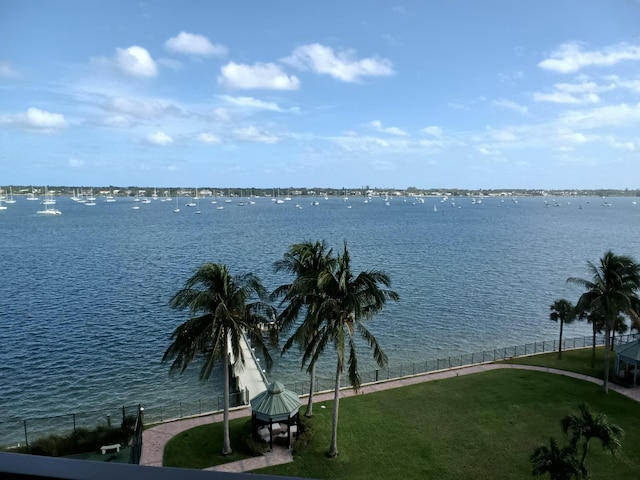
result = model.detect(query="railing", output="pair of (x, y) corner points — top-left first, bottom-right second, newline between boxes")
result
(0, 403), (140, 454)
(2, 332), (637, 450)
(129, 405), (144, 465)
(282, 333), (639, 395)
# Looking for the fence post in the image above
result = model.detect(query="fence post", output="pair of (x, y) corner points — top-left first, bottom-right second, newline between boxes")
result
(23, 420), (28, 453)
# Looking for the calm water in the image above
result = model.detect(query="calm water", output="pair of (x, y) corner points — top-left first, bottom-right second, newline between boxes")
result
(1, 194), (638, 439)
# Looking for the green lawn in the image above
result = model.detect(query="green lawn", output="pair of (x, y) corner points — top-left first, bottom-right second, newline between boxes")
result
(499, 345), (610, 379)
(163, 418), (258, 468)
(164, 369), (640, 479)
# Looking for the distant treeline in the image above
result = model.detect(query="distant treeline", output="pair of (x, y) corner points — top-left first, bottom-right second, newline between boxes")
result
(5, 186), (640, 198)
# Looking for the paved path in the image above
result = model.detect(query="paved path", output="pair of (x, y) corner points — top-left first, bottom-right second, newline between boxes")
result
(140, 363), (640, 472)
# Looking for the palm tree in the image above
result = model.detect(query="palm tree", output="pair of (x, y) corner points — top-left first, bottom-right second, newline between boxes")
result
(549, 299), (576, 360)
(304, 241), (399, 457)
(567, 251), (640, 392)
(531, 437), (586, 480)
(272, 240), (337, 417)
(162, 263), (273, 455)
(575, 305), (605, 368)
(561, 403), (624, 468)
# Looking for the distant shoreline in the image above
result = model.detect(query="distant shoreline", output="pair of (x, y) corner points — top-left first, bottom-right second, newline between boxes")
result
(3, 186), (638, 198)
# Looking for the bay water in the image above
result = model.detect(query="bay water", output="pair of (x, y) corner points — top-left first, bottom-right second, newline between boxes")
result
(1, 194), (638, 444)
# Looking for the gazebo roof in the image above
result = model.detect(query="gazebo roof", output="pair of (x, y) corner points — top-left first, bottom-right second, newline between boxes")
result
(617, 339), (640, 363)
(250, 381), (301, 422)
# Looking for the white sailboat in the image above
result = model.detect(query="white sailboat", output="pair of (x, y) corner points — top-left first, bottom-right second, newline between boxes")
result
(173, 197), (180, 213)
(26, 186), (39, 201)
(4, 186), (16, 204)
(37, 190), (61, 215)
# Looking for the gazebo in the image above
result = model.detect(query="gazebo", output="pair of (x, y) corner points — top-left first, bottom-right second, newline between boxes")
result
(614, 339), (640, 387)
(250, 381), (302, 449)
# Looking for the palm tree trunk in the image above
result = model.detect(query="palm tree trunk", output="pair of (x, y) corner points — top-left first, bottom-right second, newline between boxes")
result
(327, 360), (341, 458)
(558, 320), (564, 360)
(610, 328), (616, 351)
(591, 325), (597, 368)
(222, 332), (232, 455)
(305, 361), (315, 417)
(603, 324), (611, 394)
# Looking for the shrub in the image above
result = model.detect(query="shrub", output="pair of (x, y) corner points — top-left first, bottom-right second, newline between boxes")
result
(2, 415), (137, 457)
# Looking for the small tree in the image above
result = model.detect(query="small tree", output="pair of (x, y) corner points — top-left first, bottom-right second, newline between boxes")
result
(531, 437), (586, 480)
(561, 403), (623, 468)
(549, 299), (575, 360)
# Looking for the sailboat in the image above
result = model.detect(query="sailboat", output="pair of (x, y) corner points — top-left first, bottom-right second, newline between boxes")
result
(26, 186), (39, 201)
(173, 197), (180, 213)
(4, 186), (16, 204)
(37, 190), (61, 215)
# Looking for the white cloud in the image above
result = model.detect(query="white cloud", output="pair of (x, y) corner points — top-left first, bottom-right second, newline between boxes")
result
(533, 81), (612, 104)
(165, 32), (227, 56)
(492, 130), (517, 142)
(558, 102), (640, 129)
(213, 107), (234, 122)
(106, 96), (183, 119)
(232, 126), (280, 143)
(422, 126), (443, 137)
(218, 62), (300, 90)
(219, 95), (281, 111)
(0, 60), (17, 77)
(282, 43), (394, 83)
(197, 132), (221, 144)
(146, 131), (173, 145)
(539, 41), (640, 74)
(493, 99), (528, 114)
(1, 107), (69, 131)
(115, 46), (158, 77)
(370, 120), (408, 136)
(101, 115), (132, 128)
(25, 107), (68, 129)
(534, 91), (600, 104)
(68, 158), (84, 167)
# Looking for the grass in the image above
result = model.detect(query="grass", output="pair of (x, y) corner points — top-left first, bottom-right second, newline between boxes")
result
(163, 418), (258, 468)
(499, 345), (610, 379)
(165, 369), (640, 479)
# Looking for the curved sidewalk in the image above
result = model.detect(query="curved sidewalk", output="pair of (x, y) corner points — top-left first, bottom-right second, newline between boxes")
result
(140, 363), (640, 472)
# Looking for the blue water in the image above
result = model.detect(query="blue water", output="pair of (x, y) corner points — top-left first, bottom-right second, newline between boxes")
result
(1, 194), (638, 439)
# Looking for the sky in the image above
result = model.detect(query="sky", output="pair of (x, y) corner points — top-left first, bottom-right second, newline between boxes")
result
(1, 0), (640, 189)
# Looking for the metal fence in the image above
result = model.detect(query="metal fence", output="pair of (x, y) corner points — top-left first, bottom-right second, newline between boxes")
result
(2, 332), (637, 450)
(129, 405), (144, 465)
(282, 332), (640, 395)
(0, 404), (140, 453)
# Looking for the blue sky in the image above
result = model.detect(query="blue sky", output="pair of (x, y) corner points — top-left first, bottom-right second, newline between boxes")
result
(1, 0), (640, 189)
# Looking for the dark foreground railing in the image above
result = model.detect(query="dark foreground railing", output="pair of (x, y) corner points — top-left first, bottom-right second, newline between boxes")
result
(0, 452), (300, 480)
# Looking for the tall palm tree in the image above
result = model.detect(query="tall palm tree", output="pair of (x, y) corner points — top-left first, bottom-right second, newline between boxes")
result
(162, 263), (273, 455)
(304, 242), (399, 457)
(531, 437), (586, 480)
(567, 251), (640, 393)
(272, 240), (337, 417)
(575, 305), (605, 368)
(549, 299), (576, 360)
(561, 403), (624, 468)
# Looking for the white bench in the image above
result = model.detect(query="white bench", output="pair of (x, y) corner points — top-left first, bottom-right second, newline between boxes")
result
(100, 443), (120, 454)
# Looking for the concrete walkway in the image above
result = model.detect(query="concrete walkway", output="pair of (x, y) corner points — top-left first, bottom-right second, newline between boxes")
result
(140, 363), (640, 472)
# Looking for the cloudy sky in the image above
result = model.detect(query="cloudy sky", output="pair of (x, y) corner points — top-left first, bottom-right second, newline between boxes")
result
(1, 0), (640, 189)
